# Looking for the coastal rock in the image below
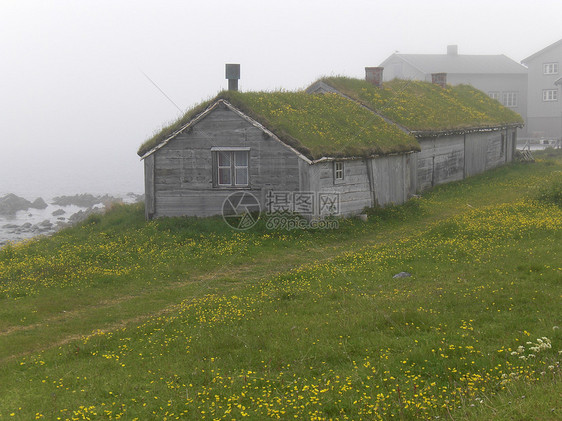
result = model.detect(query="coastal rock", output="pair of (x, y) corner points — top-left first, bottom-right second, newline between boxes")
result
(52, 193), (121, 208)
(0, 194), (48, 215)
(52, 209), (65, 216)
(68, 207), (104, 224)
(0, 194), (33, 216)
(126, 192), (145, 203)
(31, 198), (48, 210)
(2, 224), (19, 229)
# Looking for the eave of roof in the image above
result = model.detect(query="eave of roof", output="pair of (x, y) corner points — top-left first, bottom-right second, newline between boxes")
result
(411, 123), (523, 138)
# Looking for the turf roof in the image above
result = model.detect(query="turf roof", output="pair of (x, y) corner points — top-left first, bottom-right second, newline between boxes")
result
(138, 78), (523, 159)
(138, 90), (419, 160)
(319, 77), (524, 132)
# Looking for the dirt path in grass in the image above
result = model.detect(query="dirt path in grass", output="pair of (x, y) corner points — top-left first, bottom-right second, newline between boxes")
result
(0, 211), (441, 366)
(0, 237), (392, 364)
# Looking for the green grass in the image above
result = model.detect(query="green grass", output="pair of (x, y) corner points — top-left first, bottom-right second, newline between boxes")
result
(138, 91), (418, 159)
(320, 77), (524, 131)
(0, 150), (561, 419)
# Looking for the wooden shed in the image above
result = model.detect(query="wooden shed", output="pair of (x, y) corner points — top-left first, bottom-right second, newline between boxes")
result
(138, 75), (522, 220)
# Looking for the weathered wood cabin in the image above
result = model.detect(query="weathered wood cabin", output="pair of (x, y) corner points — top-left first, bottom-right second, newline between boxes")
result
(138, 68), (522, 220)
(307, 69), (523, 193)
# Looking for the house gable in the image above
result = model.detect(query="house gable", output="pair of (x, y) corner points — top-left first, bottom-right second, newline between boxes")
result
(146, 104), (305, 218)
(139, 100), (310, 164)
(522, 38), (562, 64)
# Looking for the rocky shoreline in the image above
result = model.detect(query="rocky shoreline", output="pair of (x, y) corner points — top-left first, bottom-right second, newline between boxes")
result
(0, 193), (144, 247)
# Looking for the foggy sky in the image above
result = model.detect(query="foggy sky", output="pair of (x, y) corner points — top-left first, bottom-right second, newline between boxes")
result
(1, 0), (561, 197)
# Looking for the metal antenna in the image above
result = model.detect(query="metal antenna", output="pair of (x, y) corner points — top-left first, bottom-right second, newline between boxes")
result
(140, 69), (183, 113)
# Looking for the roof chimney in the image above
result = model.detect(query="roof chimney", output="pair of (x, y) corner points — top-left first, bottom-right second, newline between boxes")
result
(225, 63), (240, 91)
(431, 73), (447, 88)
(447, 45), (458, 55)
(365, 67), (384, 87)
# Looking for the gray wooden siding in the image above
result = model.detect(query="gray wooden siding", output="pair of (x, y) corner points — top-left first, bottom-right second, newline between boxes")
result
(311, 160), (372, 216)
(370, 154), (415, 206)
(464, 132), (503, 177)
(484, 132), (504, 169)
(304, 155), (416, 216)
(144, 154), (155, 219)
(506, 128), (516, 162)
(150, 106), (301, 218)
(464, 133), (487, 177)
(417, 135), (464, 191)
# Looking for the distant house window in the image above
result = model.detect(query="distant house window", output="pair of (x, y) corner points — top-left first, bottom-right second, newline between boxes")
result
(543, 89), (558, 102)
(213, 148), (249, 187)
(334, 161), (344, 181)
(502, 92), (517, 108)
(543, 63), (559, 75)
(488, 91), (500, 101)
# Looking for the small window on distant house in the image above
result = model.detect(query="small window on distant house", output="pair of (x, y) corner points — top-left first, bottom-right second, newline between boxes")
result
(488, 91), (500, 101)
(334, 161), (344, 181)
(543, 63), (559, 74)
(213, 148), (249, 187)
(543, 89), (558, 102)
(502, 92), (517, 108)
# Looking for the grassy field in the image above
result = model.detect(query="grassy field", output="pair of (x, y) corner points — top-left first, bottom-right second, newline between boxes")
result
(0, 150), (561, 420)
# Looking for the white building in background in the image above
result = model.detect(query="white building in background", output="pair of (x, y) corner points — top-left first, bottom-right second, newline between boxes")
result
(521, 39), (562, 141)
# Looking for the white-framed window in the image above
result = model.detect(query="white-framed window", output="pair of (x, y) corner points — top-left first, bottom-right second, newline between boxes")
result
(543, 89), (558, 102)
(334, 161), (344, 182)
(212, 148), (250, 187)
(502, 92), (517, 108)
(543, 62), (559, 75)
(488, 91), (500, 101)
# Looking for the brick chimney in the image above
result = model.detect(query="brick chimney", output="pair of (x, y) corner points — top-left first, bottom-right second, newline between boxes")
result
(225, 63), (240, 91)
(431, 72), (447, 88)
(365, 67), (384, 87)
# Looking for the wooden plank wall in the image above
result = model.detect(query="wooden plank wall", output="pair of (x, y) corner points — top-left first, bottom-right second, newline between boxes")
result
(485, 132), (504, 170)
(312, 160), (372, 216)
(151, 106), (301, 218)
(370, 154), (415, 206)
(417, 135), (464, 191)
(465, 132), (492, 177)
(506, 128), (516, 163)
(144, 154), (155, 219)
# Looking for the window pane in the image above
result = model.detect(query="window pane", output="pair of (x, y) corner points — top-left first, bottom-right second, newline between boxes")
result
(218, 168), (231, 185)
(234, 151), (248, 166)
(218, 151), (231, 166)
(235, 167), (248, 185)
(334, 162), (344, 180)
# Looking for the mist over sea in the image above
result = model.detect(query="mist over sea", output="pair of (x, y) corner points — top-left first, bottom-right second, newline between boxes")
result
(0, 163), (144, 246)
(0, 161), (144, 200)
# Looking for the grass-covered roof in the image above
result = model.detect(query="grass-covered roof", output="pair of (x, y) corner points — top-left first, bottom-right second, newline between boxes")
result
(138, 78), (523, 159)
(319, 77), (524, 132)
(138, 90), (419, 160)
